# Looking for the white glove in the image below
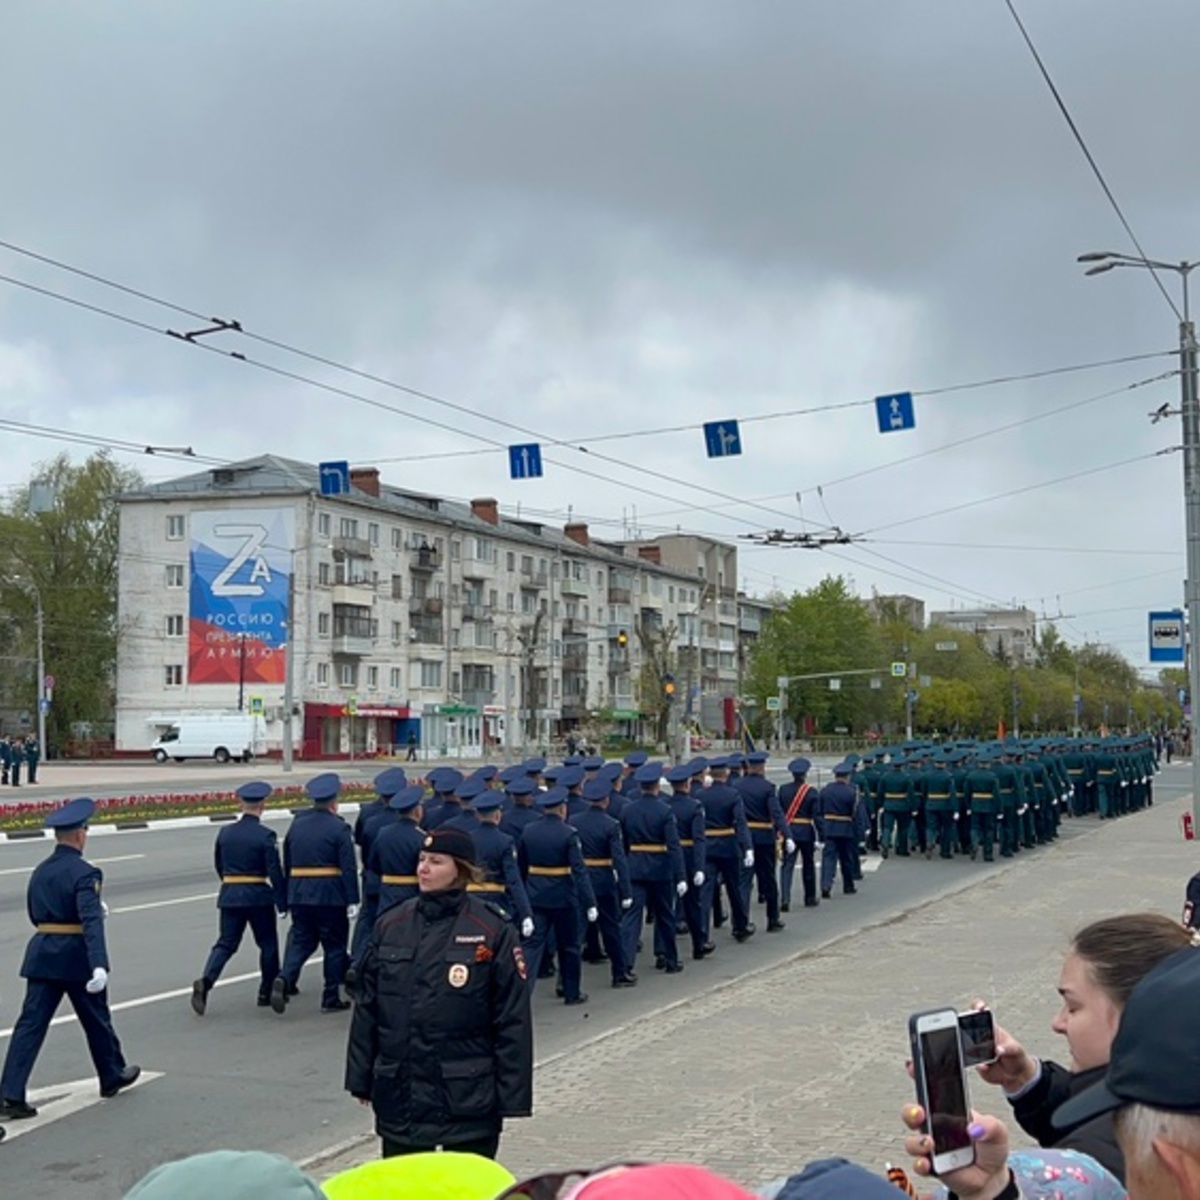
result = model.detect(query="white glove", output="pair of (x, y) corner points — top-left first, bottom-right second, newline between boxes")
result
(347, 904), (360, 921)
(692, 870), (705, 888)
(784, 839), (796, 855)
(100, 900), (110, 918)
(586, 906), (599, 923)
(85, 966), (109, 994)
(743, 850), (755, 868)
(676, 881), (688, 897)
(620, 897), (633, 910)
(520, 917), (534, 939)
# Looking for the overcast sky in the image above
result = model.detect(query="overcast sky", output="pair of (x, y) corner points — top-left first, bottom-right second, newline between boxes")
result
(2, 2), (1197, 668)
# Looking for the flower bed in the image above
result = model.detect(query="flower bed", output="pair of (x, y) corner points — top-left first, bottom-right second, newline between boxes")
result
(0, 785), (380, 834)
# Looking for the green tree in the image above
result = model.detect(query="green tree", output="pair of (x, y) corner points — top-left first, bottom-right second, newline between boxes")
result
(635, 620), (678, 747)
(0, 453), (143, 749)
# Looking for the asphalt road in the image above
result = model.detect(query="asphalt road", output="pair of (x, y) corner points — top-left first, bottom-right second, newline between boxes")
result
(0, 765), (1179, 1197)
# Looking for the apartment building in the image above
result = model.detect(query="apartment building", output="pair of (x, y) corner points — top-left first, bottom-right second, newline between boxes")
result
(927, 606), (1038, 665)
(115, 455), (749, 759)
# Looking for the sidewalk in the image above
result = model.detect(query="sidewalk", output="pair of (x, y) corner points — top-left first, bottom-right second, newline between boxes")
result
(312, 789), (1199, 1190)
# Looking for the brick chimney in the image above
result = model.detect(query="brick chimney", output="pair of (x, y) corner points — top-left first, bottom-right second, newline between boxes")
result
(564, 522), (589, 547)
(349, 467), (380, 497)
(637, 544), (661, 564)
(471, 498), (500, 525)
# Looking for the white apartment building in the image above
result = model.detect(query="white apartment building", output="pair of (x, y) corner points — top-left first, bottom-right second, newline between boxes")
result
(927, 606), (1038, 665)
(115, 455), (749, 760)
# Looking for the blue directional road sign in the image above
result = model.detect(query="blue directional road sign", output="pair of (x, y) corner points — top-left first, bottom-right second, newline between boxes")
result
(1149, 610), (1186, 663)
(703, 420), (742, 458)
(319, 460), (350, 495)
(875, 392), (915, 434)
(509, 443), (544, 480)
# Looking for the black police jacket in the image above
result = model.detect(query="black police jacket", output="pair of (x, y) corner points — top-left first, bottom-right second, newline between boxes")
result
(344, 887), (533, 1148)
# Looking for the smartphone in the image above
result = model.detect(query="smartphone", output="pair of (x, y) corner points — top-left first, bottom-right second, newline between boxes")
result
(909, 1007), (976, 1175)
(958, 1008), (998, 1068)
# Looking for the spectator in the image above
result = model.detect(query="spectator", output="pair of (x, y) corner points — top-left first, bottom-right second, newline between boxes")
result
(495, 1162), (757, 1198)
(975, 911), (1191, 1181)
(122, 1149), (325, 1198)
(1184, 872), (1200, 931)
(322, 1149), (515, 1199)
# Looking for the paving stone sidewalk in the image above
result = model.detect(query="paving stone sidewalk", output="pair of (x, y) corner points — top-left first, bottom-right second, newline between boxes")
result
(314, 793), (1198, 1190)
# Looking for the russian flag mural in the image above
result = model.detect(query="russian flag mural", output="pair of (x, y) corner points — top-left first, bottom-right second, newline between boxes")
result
(188, 508), (296, 684)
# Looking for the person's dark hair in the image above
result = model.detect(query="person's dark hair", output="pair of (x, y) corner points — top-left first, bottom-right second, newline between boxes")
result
(1071, 913), (1192, 1008)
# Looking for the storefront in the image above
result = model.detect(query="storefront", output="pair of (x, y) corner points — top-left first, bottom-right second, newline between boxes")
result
(302, 702), (414, 760)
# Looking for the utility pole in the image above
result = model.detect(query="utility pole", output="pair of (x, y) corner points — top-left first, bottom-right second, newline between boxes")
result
(282, 556), (296, 772)
(237, 633), (247, 712)
(34, 590), (46, 758)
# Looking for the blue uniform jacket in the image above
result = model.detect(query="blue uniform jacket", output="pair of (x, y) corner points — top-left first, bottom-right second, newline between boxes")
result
(283, 807), (359, 907)
(667, 792), (707, 876)
(441, 809), (483, 836)
(735, 774), (788, 845)
(424, 796), (465, 830)
(518, 814), (596, 911)
(619, 793), (685, 884)
(214, 813), (286, 911)
(570, 807), (632, 901)
(778, 779), (818, 843)
(354, 799), (393, 899)
(21, 844), (109, 982)
(471, 823), (532, 924)
(700, 781), (752, 856)
(370, 818), (426, 913)
(500, 804), (539, 842)
(816, 780), (858, 839)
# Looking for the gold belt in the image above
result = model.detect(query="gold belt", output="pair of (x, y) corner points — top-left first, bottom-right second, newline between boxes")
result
(707, 828), (735, 837)
(37, 922), (84, 934)
(629, 843), (667, 852)
(468, 882), (506, 893)
(825, 815), (852, 821)
(927, 794), (951, 800)
(584, 857), (613, 867)
(884, 793), (907, 799)
(528, 866), (571, 877)
(222, 875), (269, 885)
(290, 867), (340, 878)
(679, 839), (695, 847)
(790, 818), (813, 825)
(747, 821), (773, 830)
(381, 874), (418, 885)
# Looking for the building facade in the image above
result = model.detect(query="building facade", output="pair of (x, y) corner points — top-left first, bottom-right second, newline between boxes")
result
(115, 455), (754, 759)
(927, 606), (1038, 665)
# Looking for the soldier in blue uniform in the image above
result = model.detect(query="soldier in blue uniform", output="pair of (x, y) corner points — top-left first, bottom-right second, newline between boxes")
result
(518, 787), (597, 1004)
(270, 772), (359, 1015)
(371, 785), (426, 916)
(9, 735), (24, 786)
(700, 756), (756, 942)
(423, 768), (466, 829)
(467, 789), (533, 939)
(0, 736), (10, 784)
(24, 735), (40, 784)
(664, 762), (711, 960)
(441, 776), (485, 834)
(778, 757), (819, 909)
(349, 766), (408, 977)
(191, 780), (288, 1014)
(500, 777), (540, 841)
(735, 751), (792, 931)
(575, 779), (635, 986)
(619, 762), (687, 974)
(0, 798), (140, 1121)
(619, 750), (648, 798)
(817, 762), (859, 897)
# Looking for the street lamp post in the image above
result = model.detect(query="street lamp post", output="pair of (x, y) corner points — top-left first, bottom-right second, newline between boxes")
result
(1080, 251), (1200, 824)
(34, 587), (46, 759)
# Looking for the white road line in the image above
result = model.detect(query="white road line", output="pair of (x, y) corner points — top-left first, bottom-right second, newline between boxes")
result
(0, 1071), (163, 1141)
(110, 892), (217, 914)
(0, 959), (325, 1040)
(0, 853), (148, 878)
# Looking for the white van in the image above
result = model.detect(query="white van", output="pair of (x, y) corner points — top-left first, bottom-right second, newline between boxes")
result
(151, 714), (265, 764)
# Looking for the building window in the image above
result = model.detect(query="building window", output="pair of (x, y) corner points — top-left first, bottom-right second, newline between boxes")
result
(338, 662), (357, 688)
(318, 562), (331, 586)
(507, 593), (515, 612)
(318, 612), (330, 636)
(391, 574), (404, 600)
(451, 671), (461, 695)
(368, 522), (380, 547)
(506, 551), (515, 572)
(164, 664), (183, 687)
(391, 620), (403, 643)
(392, 527), (404, 550)
(165, 614), (184, 637)
(450, 540), (460, 560)
(339, 517), (358, 539)
(166, 514), (185, 540)
(389, 667), (402, 690)
(318, 512), (331, 536)
(420, 661), (442, 689)
(366, 665), (379, 690)
(165, 564), (184, 589)
(473, 537), (493, 561)
(317, 662), (330, 686)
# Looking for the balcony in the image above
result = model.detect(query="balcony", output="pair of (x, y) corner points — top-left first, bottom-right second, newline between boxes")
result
(333, 632), (375, 657)
(560, 575), (589, 598)
(607, 585), (632, 605)
(410, 546), (441, 572)
(462, 601), (491, 621)
(561, 617), (587, 637)
(739, 612), (762, 635)
(332, 535), (373, 559)
(411, 619), (443, 645)
(462, 559), (493, 581)
(607, 648), (631, 671)
(520, 564), (548, 589)
(563, 644), (588, 670)
(332, 582), (375, 608)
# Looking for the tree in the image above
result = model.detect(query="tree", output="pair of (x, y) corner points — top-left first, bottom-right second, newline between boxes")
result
(635, 620), (678, 747)
(0, 453), (143, 749)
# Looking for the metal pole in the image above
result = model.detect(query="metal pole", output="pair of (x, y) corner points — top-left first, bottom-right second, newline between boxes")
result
(1179, 308), (1200, 825)
(237, 633), (246, 712)
(282, 555), (296, 772)
(35, 590), (46, 759)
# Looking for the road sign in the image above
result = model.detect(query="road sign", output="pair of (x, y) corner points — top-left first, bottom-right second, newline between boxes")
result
(906, 688), (919, 703)
(828, 678), (841, 691)
(703, 420), (742, 459)
(38, 698), (51, 715)
(890, 661), (906, 677)
(43, 673), (56, 690)
(934, 641), (958, 652)
(919, 675), (931, 688)
(870, 677), (882, 689)
(776, 676), (788, 689)
(248, 695), (264, 715)
(875, 391), (915, 434)
(347, 694), (359, 716)
(508, 443), (544, 480)
(1149, 610), (1186, 663)
(766, 696), (781, 711)
(319, 460), (350, 496)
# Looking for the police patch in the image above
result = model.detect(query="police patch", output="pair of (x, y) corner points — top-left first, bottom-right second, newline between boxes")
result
(512, 945), (528, 981)
(474, 943), (493, 963)
(448, 963), (469, 988)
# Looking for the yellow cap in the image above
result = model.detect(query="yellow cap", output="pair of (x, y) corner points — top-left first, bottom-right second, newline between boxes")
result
(321, 1152), (515, 1200)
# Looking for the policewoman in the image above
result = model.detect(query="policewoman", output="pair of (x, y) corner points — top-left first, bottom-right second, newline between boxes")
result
(344, 826), (533, 1161)
(0, 798), (140, 1122)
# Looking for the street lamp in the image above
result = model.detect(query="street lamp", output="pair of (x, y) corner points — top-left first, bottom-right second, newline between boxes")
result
(12, 579), (47, 760)
(1079, 250), (1200, 824)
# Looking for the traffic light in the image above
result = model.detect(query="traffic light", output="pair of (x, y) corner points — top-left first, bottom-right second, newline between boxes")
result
(616, 630), (628, 647)
(663, 672), (676, 699)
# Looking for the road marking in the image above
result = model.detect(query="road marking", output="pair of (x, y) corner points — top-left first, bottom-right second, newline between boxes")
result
(0, 852), (146, 878)
(0, 1071), (163, 1141)
(110, 891), (218, 914)
(0, 960), (325, 1041)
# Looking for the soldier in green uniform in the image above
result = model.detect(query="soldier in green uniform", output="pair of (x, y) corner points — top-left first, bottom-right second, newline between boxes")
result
(877, 752), (914, 859)
(23, 736), (40, 784)
(923, 751), (959, 860)
(855, 753), (883, 853)
(1092, 740), (1120, 819)
(963, 752), (1000, 862)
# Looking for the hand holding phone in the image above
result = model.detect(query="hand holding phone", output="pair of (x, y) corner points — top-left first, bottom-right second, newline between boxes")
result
(909, 1007), (976, 1175)
(958, 1008), (998, 1068)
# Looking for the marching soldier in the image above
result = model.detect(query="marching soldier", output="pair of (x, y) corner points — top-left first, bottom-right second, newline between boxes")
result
(778, 757), (818, 909)
(877, 752), (915, 858)
(467, 789), (534, 940)
(191, 780), (287, 1014)
(270, 773), (359, 1015)
(0, 798), (140, 1121)
(700, 756), (756, 942)
(575, 778), (635, 986)
(923, 753), (959, 860)
(816, 762), (859, 897)
(349, 766), (407, 978)
(964, 753), (1001, 862)
(664, 761), (711, 960)
(371, 785), (427, 917)
(500, 777), (540, 841)
(735, 751), (792, 932)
